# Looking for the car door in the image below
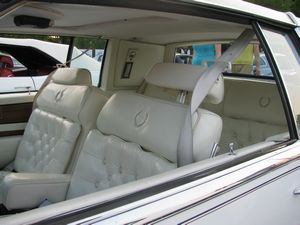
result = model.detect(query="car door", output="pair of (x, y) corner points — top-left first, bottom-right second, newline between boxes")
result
(0, 90), (34, 168)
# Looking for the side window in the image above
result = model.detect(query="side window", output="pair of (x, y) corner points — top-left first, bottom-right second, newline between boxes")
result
(261, 27), (300, 135)
(0, 36), (106, 93)
(70, 37), (107, 87)
(0, 35), (70, 93)
(174, 42), (274, 77)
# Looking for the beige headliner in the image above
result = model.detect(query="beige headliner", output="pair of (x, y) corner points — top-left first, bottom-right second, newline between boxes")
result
(0, 2), (249, 44)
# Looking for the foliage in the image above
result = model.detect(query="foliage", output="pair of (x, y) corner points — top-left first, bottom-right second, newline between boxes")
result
(246, 0), (300, 16)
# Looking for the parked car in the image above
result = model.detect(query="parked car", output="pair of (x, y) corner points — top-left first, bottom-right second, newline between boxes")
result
(0, 37), (102, 93)
(0, 1), (299, 225)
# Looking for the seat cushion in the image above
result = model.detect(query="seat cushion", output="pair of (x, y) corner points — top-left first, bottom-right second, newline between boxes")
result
(218, 117), (287, 153)
(66, 130), (176, 199)
(14, 109), (81, 173)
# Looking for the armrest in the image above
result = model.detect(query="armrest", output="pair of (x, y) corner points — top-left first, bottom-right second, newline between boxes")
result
(0, 136), (22, 169)
(2, 173), (71, 210)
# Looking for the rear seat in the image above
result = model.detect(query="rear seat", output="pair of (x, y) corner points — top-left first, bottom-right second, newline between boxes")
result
(1, 63), (222, 209)
(144, 75), (288, 154)
(202, 78), (288, 153)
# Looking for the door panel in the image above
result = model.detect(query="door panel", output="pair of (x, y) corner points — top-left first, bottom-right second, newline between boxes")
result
(0, 92), (34, 167)
(0, 92), (35, 137)
(0, 103), (32, 125)
(158, 154), (300, 225)
(0, 136), (21, 168)
(185, 165), (300, 225)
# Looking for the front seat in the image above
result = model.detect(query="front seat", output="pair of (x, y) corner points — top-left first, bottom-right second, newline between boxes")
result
(0, 68), (107, 179)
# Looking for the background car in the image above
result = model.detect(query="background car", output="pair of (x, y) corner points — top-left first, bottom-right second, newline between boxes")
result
(0, 37), (103, 93)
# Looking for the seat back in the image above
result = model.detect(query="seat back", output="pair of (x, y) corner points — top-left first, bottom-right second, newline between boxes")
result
(67, 92), (182, 198)
(14, 68), (107, 174)
(144, 63), (224, 161)
(202, 79), (288, 153)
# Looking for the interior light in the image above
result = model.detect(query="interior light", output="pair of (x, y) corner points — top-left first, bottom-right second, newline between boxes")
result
(14, 15), (53, 29)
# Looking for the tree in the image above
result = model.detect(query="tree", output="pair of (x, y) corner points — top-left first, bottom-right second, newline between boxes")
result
(291, 0), (300, 17)
(246, 0), (300, 16)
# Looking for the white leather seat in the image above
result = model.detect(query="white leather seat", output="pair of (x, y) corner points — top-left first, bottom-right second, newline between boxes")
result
(1, 68), (107, 175)
(144, 64), (288, 154)
(202, 79), (288, 153)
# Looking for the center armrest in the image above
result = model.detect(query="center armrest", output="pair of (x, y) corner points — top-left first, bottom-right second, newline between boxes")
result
(1, 173), (71, 210)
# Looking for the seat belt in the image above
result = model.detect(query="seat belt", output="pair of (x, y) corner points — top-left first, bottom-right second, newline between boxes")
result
(177, 29), (254, 167)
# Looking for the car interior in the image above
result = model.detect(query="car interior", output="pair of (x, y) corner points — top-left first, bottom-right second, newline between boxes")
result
(0, 2), (291, 221)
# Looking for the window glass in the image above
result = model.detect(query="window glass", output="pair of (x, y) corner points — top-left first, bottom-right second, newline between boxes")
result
(0, 35), (107, 93)
(0, 35), (70, 93)
(70, 37), (107, 87)
(261, 27), (300, 135)
(174, 42), (274, 77)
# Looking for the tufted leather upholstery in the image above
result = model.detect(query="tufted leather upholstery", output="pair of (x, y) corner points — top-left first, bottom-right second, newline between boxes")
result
(14, 109), (81, 173)
(2, 68), (107, 176)
(202, 78), (288, 153)
(66, 90), (221, 199)
(67, 129), (176, 199)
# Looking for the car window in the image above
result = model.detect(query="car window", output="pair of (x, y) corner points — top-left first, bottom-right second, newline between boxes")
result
(174, 42), (274, 77)
(0, 35), (107, 93)
(0, 35), (70, 93)
(261, 27), (300, 136)
(70, 37), (106, 87)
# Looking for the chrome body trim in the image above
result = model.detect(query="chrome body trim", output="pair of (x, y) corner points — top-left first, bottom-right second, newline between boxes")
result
(71, 142), (300, 224)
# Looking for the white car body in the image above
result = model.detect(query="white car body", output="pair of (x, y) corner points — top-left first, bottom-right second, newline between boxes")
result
(0, 1), (299, 224)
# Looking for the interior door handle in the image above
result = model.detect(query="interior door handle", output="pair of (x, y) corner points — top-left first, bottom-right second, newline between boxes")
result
(14, 86), (32, 95)
(293, 187), (300, 195)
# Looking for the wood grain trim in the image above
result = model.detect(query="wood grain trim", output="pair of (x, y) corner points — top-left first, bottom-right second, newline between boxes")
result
(0, 130), (24, 137)
(0, 102), (32, 125)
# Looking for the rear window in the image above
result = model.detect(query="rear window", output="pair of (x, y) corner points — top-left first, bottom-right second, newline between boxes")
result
(174, 42), (274, 78)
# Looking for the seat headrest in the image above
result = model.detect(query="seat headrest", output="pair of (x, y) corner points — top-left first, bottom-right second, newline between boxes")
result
(97, 91), (187, 163)
(145, 63), (224, 104)
(0, 55), (13, 68)
(51, 68), (92, 86)
(36, 68), (92, 122)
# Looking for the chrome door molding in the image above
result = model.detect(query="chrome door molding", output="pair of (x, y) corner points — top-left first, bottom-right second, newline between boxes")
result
(69, 142), (300, 224)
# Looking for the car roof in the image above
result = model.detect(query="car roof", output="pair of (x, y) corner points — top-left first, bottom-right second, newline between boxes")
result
(0, 1), (298, 44)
